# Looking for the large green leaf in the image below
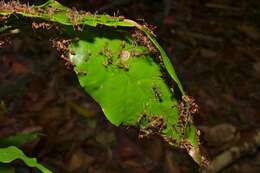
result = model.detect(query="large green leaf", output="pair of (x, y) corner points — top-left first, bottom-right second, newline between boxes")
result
(0, 146), (52, 173)
(0, 0), (204, 164)
(69, 27), (202, 164)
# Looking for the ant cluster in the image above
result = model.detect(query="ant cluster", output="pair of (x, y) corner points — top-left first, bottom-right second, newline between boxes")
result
(0, 15), (9, 22)
(68, 8), (89, 31)
(138, 114), (166, 139)
(116, 50), (131, 70)
(115, 41), (131, 70)
(131, 30), (157, 54)
(178, 95), (198, 130)
(32, 22), (53, 30)
(51, 38), (74, 68)
(101, 41), (132, 70)
(175, 95), (201, 152)
(0, 1), (43, 15)
(152, 85), (163, 102)
(101, 43), (113, 68)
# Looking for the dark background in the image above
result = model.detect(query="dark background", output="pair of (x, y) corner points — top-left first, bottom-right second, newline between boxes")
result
(1, 0), (260, 173)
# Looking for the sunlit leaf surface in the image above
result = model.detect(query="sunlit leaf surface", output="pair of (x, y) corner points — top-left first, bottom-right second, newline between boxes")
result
(0, 0), (203, 164)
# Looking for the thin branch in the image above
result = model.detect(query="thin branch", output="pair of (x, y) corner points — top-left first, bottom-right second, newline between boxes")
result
(203, 129), (260, 173)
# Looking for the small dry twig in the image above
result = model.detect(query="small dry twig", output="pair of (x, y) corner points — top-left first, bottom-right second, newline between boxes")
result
(203, 129), (260, 173)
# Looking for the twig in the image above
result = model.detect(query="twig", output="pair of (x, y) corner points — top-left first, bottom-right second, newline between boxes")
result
(205, 3), (240, 12)
(175, 30), (223, 43)
(202, 129), (260, 173)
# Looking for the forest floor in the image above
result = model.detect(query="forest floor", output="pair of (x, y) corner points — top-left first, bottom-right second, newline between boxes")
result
(1, 0), (260, 173)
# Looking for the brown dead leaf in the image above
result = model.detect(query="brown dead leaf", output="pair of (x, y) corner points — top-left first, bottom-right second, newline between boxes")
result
(36, 107), (63, 128)
(253, 61), (260, 78)
(3, 54), (29, 75)
(26, 90), (57, 112)
(10, 62), (29, 75)
(238, 25), (260, 41)
(67, 100), (96, 118)
(68, 149), (95, 172)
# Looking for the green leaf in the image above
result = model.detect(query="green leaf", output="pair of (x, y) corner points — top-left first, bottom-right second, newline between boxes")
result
(70, 28), (179, 127)
(0, 0), (134, 27)
(0, 146), (52, 173)
(69, 27), (202, 164)
(0, 0), (204, 165)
